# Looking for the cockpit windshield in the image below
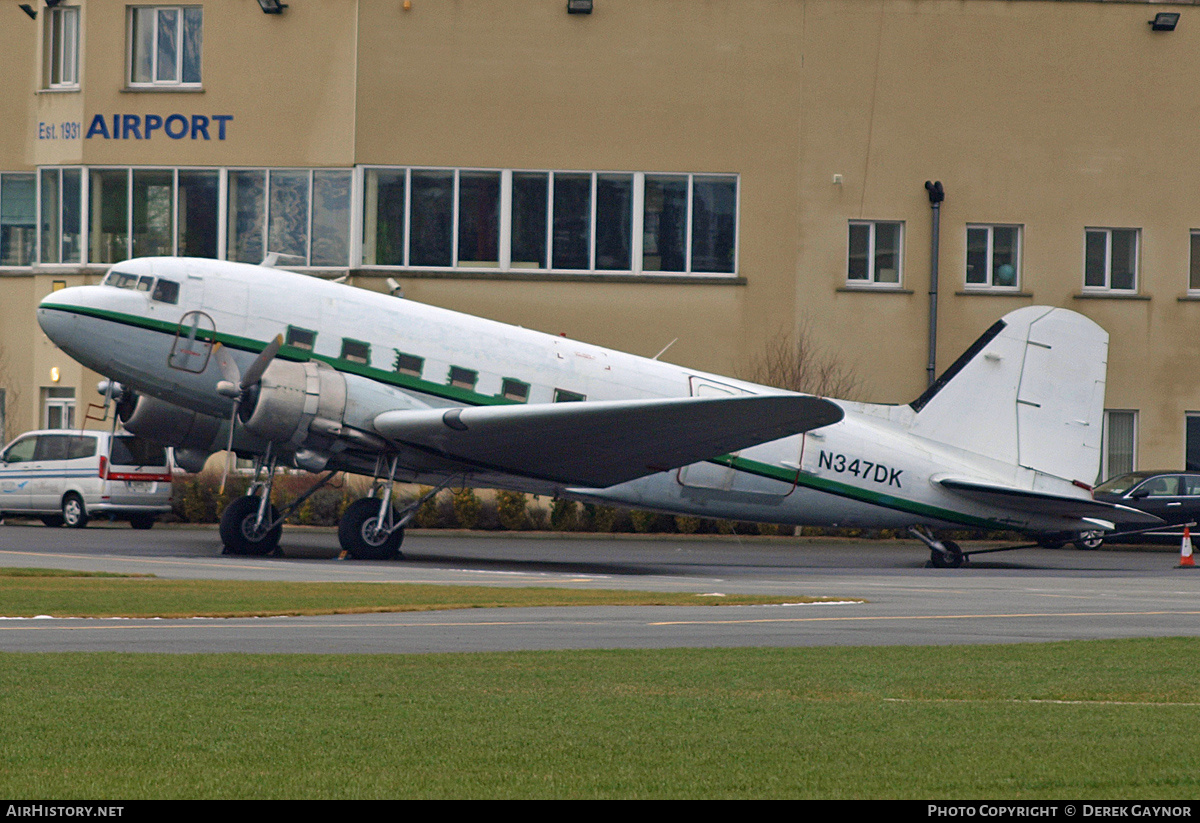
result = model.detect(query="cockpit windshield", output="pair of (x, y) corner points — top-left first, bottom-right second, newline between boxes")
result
(102, 270), (179, 304)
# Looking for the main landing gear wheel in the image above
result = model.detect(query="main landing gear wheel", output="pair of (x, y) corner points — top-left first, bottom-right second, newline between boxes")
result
(219, 496), (282, 556)
(1074, 530), (1105, 551)
(338, 498), (404, 560)
(928, 539), (965, 568)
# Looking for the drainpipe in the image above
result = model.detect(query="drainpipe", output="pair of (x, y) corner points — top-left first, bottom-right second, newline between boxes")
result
(924, 180), (945, 387)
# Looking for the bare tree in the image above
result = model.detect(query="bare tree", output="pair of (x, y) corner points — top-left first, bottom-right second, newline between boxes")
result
(743, 319), (863, 400)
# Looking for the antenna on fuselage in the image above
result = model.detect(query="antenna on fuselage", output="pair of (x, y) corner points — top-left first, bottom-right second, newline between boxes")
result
(652, 338), (678, 361)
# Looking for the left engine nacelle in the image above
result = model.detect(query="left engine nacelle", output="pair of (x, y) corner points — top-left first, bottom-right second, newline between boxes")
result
(123, 394), (225, 450)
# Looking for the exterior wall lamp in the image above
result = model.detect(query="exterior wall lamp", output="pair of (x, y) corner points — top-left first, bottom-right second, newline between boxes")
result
(567, 0), (593, 14)
(257, 0), (288, 14)
(1150, 13), (1179, 32)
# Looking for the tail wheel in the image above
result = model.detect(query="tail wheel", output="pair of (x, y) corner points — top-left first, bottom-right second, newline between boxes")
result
(219, 495), (282, 556)
(62, 493), (89, 529)
(338, 498), (404, 560)
(929, 540), (965, 568)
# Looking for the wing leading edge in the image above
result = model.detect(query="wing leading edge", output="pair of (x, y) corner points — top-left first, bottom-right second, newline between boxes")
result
(373, 394), (844, 488)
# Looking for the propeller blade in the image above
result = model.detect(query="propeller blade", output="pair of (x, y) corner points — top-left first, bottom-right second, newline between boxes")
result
(219, 400), (238, 496)
(213, 342), (241, 388)
(242, 335), (283, 390)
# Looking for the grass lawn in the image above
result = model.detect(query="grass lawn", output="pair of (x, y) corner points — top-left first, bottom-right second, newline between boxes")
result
(1, 639), (1199, 799)
(0, 568), (843, 617)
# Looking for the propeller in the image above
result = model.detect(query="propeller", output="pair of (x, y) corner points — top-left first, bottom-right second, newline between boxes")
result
(214, 334), (283, 493)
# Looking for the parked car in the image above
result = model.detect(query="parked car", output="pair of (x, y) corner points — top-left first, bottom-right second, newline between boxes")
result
(1079, 470), (1200, 549)
(0, 429), (172, 529)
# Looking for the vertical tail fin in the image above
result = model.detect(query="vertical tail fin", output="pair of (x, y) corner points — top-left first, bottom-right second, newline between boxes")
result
(909, 306), (1108, 485)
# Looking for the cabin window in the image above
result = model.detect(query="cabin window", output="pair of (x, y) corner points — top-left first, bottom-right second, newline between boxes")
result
(152, 279), (180, 304)
(286, 326), (316, 352)
(393, 351), (423, 377)
(340, 338), (370, 365)
(501, 379), (529, 403)
(554, 389), (586, 403)
(448, 366), (478, 391)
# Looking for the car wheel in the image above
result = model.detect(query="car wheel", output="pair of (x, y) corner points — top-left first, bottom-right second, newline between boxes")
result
(61, 493), (89, 529)
(1074, 530), (1105, 550)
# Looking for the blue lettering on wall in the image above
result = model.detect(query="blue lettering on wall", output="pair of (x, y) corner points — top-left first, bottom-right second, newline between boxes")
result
(83, 113), (233, 140)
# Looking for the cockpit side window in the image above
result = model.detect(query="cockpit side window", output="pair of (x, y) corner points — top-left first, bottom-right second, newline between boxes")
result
(103, 270), (142, 290)
(152, 279), (180, 304)
(136, 276), (153, 292)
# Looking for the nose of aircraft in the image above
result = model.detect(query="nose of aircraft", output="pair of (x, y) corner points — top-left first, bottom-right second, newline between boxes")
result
(36, 284), (112, 367)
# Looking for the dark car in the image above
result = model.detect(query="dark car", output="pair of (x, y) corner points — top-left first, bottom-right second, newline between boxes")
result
(1081, 471), (1200, 548)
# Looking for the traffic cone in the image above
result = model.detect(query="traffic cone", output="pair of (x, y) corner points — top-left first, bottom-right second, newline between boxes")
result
(1179, 526), (1195, 568)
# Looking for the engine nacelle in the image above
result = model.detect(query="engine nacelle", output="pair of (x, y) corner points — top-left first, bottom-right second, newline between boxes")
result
(240, 359), (348, 446)
(123, 395), (225, 450)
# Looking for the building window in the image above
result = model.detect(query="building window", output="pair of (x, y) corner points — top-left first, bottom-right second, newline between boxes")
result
(1102, 410), (1137, 482)
(361, 167), (737, 275)
(1187, 414), (1200, 472)
(847, 221), (903, 285)
(228, 169), (351, 266)
(1188, 231), (1200, 293)
(1084, 228), (1138, 292)
(0, 173), (37, 266)
(129, 6), (202, 88)
(966, 225), (1020, 289)
(42, 387), (76, 430)
(39, 168), (82, 264)
(44, 5), (80, 90)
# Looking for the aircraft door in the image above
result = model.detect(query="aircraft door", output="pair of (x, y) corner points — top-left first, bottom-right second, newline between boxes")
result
(676, 377), (800, 498)
(168, 311), (216, 373)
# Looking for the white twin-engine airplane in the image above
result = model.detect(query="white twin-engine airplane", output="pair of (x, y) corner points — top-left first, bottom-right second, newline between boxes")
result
(35, 256), (1157, 566)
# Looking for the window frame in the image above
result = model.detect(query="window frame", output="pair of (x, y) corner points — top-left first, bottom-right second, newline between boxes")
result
(360, 166), (739, 277)
(846, 220), (904, 287)
(965, 223), (1022, 291)
(1101, 409), (1138, 483)
(44, 5), (81, 91)
(127, 5), (203, 90)
(1083, 227), (1139, 293)
(1188, 229), (1200, 295)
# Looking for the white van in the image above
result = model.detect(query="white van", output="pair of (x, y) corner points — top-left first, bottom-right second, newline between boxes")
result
(0, 429), (172, 529)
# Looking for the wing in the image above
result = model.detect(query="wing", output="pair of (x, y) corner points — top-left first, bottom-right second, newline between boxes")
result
(937, 477), (1162, 524)
(373, 394), (844, 488)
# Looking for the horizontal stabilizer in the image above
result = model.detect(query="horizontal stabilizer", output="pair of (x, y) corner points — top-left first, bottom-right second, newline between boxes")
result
(938, 477), (1161, 524)
(374, 394), (844, 488)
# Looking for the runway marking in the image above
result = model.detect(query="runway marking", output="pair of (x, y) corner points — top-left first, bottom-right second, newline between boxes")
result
(1, 608), (1199, 633)
(647, 609), (1200, 626)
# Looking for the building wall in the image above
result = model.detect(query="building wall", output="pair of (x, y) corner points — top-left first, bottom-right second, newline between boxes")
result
(2, 0), (1198, 475)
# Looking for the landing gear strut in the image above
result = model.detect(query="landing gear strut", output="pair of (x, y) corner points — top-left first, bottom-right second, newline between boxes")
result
(218, 444), (339, 557)
(909, 526), (966, 568)
(336, 457), (456, 560)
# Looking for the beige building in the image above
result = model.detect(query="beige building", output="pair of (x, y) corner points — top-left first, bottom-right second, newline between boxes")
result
(2, 0), (1199, 479)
